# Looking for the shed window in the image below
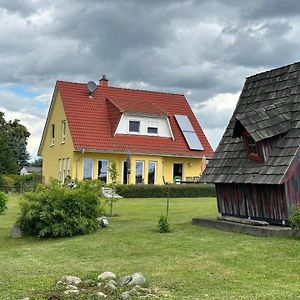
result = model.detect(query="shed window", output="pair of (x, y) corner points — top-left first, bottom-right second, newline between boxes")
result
(129, 120), (140, 133)
(243, 132), (261, 161)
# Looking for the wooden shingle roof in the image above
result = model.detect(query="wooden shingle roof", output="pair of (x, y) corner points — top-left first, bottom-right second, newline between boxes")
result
(202, 62), (300, 185)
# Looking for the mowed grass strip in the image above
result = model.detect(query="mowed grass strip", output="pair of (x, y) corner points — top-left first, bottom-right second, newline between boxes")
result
(1, 195), (300, 299)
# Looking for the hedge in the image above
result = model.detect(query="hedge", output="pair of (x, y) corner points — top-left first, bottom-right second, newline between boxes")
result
(115, 184), (216, 198)
(0, 174), (42, 193)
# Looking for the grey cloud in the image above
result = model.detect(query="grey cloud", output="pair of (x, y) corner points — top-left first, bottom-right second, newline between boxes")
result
(1, 0), (300, 151)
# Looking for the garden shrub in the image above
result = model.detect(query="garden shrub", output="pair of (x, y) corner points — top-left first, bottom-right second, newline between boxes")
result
(158, 215), (170, 233)
(289, 205), (300, 232)
(0, 192), (7, 214)
(18, 180), (103, 238)
(116, 184), (216, 198)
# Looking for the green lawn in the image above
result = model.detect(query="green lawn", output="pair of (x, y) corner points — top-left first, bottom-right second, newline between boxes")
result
(1, 195), (300, 300)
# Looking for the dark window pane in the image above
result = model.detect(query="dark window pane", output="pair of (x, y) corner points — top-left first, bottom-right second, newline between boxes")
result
(98, 160), (108, 183)
(135, 161), (144, 184)
(147, 127), (158, 134)
(247, 136), (257, 155)
(129, 121), (140, 132)
(148, 161), (156, 184)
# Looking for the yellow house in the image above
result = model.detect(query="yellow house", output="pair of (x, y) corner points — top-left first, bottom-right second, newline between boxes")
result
(38, 76), (213, 185)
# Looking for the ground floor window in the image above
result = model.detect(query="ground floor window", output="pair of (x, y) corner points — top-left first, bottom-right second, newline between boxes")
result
(135, 160), (144, 184)
(148, 161), (156, 184)
(83, 159), (93, 179)
(122, 161), (128, 184)
(98, 160), (108, 183)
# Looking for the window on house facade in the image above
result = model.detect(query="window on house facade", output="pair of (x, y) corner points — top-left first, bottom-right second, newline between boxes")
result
(83, 159), (93, 179)
(147, 127), (158, 134)
(243, 132), (261, 161)
(98, 160), (108, 183)
(135, 161), (144, 184)
(51, 124), (55, 145)
(61, 120), (66, 143)
(129, 120), (140, 133)
(148, 161), (156, 184)
(58, 159), (62, 181)
(67, 158), (70, 177)
(62, 158), (66, 182)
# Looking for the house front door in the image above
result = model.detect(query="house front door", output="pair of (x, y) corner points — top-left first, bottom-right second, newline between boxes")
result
(173, 163), (183, 180)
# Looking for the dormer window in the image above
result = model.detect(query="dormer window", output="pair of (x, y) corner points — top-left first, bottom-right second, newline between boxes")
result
(147, 127), (158, 134)
(129, 120), (140, 133)
(243, 132), (261, 161)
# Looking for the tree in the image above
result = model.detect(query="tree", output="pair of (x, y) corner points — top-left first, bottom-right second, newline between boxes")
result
(30, 158), (43, 167)
(108, 159), (119, 216)
(9, 119), (30, 171)
(0, 112), (17, 174)
(0, 112), (30, 174)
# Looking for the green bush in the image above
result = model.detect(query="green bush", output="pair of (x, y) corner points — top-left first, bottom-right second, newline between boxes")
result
(158, 215), (170, 233)
(116, 184), (216, 198)
(0, 192), (7, 214)
(289, 205), (300, 232)
(18, 180), (103, 238)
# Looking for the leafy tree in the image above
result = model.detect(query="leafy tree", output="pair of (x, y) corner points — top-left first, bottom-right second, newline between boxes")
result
(108, 159), (119, 216)
(30, 158), (43, 167)
(9, 119), (30, 171)
(0, 112), (17, 174)
(0, 112), (30, 174)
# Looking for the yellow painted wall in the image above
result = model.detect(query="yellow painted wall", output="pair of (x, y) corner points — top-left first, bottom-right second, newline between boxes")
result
(39, 91), (75, 184)
(74, 152), (205, 185)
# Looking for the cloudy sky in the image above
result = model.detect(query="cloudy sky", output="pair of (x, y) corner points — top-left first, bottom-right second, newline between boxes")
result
(1, 0), (300, 160)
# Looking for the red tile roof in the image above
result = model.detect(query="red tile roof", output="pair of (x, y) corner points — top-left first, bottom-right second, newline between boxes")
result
(55, 81), (213, 157)
(107, 97), (167, 116)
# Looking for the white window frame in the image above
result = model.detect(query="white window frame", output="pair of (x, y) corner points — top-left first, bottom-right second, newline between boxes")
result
(61, 120), (66, 143)
(67, 158), (71, 177)
(147, 126), (158, 135)
(98, 159), (109, 184)
(129, 120), (141, 133)
(135, 160), (144, 184)
(51, 124), (55, 146)
(148, 161), (157, 184)
(83, 159), (94, 179)
(58, 159), (62, 181)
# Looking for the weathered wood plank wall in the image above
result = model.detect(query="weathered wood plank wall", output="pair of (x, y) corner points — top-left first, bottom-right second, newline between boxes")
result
(216, 183), (288, 224)
(283, 149), (300, 207)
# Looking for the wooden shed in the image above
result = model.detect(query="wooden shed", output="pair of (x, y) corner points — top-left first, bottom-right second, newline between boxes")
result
(201, 62), (300, 225)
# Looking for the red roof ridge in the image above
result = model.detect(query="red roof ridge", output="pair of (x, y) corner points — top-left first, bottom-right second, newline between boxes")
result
(106, 85), (185, 97)
(106, 97), (123, 112)
(56, 80), (185, 97)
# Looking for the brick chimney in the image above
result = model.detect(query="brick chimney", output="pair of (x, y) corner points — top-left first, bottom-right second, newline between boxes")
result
(99, 75), (109, 87)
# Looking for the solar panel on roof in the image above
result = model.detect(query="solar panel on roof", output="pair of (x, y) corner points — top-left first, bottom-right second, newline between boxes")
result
(174, 115), (204, 150)
(174, 115), (194, 131)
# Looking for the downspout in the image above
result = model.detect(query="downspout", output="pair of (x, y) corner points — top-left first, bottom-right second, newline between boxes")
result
(75, 149), (85, 180)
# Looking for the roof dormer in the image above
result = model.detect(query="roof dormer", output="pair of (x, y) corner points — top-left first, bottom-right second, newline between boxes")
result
(232, 99), (291, 162)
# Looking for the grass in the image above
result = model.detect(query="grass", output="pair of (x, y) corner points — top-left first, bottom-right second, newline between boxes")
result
(1, 195), (300, 299)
